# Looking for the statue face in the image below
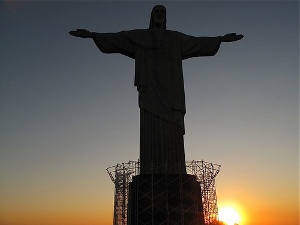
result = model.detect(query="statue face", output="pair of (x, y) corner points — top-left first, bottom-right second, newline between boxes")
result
(152, 5), (166, 26)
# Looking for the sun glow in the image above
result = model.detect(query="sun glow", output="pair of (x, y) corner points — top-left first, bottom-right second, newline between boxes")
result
(219, 207), (241, 225)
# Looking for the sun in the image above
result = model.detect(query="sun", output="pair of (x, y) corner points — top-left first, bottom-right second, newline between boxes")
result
(219, 207), (241, 225)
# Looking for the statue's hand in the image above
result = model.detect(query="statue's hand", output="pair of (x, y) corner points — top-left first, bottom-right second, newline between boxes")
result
(69, 29), (92, 38)
(221, 33), (244, 42)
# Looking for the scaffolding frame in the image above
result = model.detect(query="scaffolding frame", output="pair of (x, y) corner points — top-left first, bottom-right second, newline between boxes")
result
(106, 160), (220, 225)
(186, 160), (221, 224)
(107, 161), (139, 225)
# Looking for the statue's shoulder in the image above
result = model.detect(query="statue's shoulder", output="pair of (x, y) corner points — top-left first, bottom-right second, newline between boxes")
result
(119, 29), (149, 38)
(167, 30), (181, 34)
(120, 29), (148, 34)
(119, 29), (188, 42)
(166, 30), (189, 41)
(121, 29), (186, 36)
(166, 30), (188, 37)
(119, 29), (152, 46)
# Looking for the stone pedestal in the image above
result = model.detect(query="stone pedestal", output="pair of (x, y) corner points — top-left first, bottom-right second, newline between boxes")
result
(127, 174), (205, 225)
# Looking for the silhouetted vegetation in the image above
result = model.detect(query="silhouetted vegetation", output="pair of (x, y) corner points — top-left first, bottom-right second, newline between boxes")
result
(207, 221), (239, 225)
(207, 220), (225, 225)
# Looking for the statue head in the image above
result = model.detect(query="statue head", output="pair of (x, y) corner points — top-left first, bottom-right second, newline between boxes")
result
(149, 5), (167, 29)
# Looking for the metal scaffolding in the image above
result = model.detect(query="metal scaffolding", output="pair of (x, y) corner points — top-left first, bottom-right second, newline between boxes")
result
(106, 161), (139, 225)
(186, 160), (221, 224)
(106, 160), (221, 225)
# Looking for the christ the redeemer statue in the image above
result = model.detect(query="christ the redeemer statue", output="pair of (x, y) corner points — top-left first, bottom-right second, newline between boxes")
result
(70, 5), (243, 175)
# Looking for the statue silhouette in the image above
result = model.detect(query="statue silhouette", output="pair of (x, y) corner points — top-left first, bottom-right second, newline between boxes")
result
(70, 5), (243, 174)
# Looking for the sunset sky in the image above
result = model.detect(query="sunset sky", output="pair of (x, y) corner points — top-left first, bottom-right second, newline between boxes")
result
(0, 1), (299, 225)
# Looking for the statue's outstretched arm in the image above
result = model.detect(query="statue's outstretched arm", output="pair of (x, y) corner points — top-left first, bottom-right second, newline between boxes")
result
(221, 33), (244, 42)
(69, 29), (92, 38)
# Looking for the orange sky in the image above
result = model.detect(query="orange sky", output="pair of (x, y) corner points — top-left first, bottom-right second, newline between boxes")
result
(1, 185), (298, 225)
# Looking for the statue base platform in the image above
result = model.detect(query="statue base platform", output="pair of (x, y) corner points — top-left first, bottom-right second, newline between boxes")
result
(127, 174), (205, 225)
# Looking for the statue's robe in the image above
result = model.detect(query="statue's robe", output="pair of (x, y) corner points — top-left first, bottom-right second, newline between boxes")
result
(92, 29), (221, 174)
